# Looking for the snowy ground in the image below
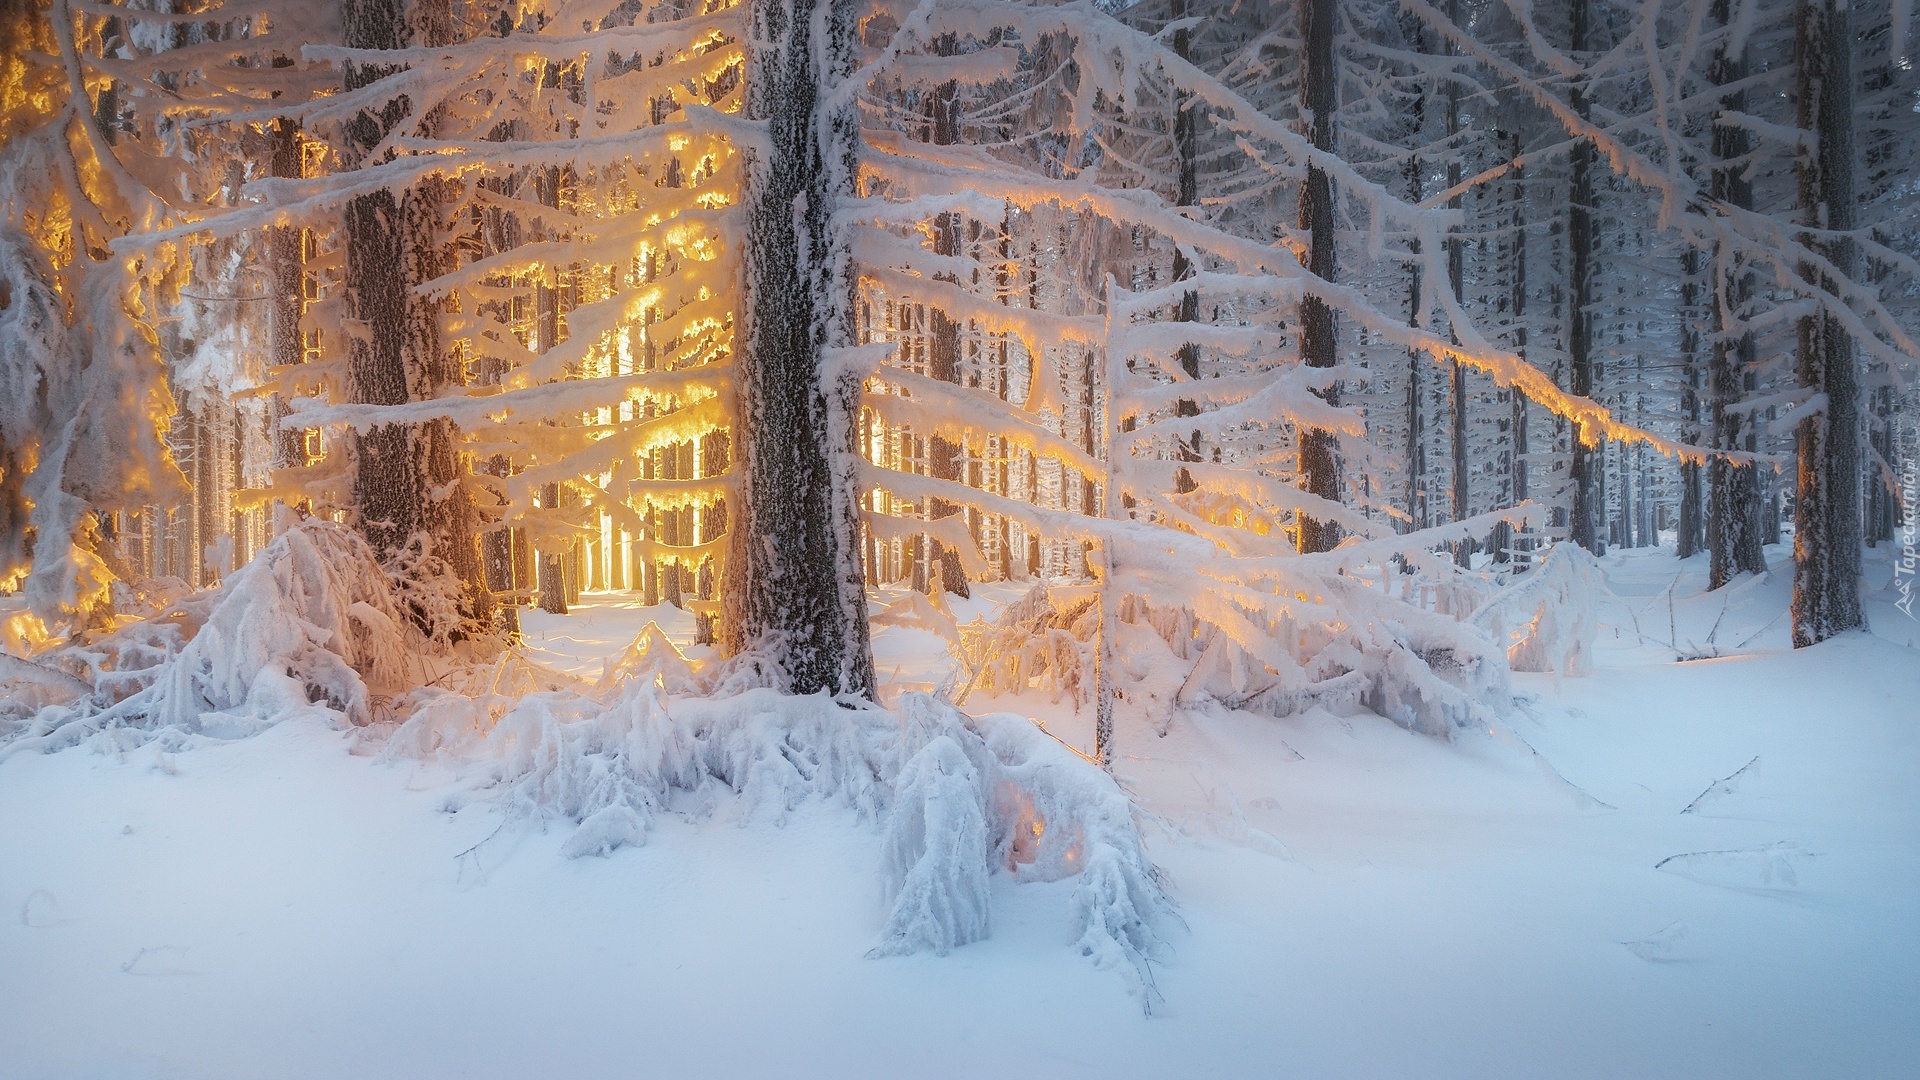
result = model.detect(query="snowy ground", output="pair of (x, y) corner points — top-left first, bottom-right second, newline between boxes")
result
(3, 543), (1916, 1079)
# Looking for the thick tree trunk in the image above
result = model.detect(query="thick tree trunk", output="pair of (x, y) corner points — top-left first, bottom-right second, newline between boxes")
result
(1404, 39), (1427, 535)
(723, 0), (875, 697)
(1446, 1), (1470, 566)
(1508, 128), (1530, 566)
(923, 40), (969, 599)
(1566, 0), (1602, 554)
(341, 0), (489, 626)
(1791, 0), (1864, 646)
(1677, 245), (1705, 559)
(533, 163), (568, 617)
(1296, 0), (1341, 554)
(341, 0), (412, 552)
(1705, 0), (1769, 588)
(1171, 0), (1202, 496)
(267, 62), (308, 485)
(475, 165), (526, 633)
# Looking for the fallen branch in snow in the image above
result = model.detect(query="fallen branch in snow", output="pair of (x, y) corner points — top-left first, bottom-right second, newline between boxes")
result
(0, 652), (92, 700)
(1680, 756), (1761, 815)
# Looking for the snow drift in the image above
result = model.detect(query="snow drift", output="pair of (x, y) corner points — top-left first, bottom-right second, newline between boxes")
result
(387, 662), (1174, 1006)
(1, 520), (425, 757)
(1, 523), (1174, 1005)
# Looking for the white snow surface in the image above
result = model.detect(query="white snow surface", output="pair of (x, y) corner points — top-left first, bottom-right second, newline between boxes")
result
(3, 543), (1918, 1078)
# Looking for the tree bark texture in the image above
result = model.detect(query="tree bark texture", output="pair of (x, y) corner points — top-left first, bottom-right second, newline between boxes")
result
(1296, 0), (1340, 555)
(1566, 0), (1602, 555)
(1508, 128), (1530, 565)
(1445, 0), (1470, 566)
(1677, 246), (1704, 560)
(1706, 0), (1769, 587)
(341, 0), (490, 625)
(723, 0), (876, 697)
(1171, 0), (1202, 495)
(267, 57), (308, 479)
(1791, 0), (1864, 646)
(923, 37), (970, 599)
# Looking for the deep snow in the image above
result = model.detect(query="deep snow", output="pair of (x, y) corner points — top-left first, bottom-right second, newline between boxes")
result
(2, 542), (1916, 1079)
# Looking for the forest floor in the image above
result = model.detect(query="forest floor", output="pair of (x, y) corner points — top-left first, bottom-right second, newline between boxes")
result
(2, 542), (1915, 1079)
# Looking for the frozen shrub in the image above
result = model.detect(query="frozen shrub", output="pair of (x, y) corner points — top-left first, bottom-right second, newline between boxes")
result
(1472, 543), (1600, 677)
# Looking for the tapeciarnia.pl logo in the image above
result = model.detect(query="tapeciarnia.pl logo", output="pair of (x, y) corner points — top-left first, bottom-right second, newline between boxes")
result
(1896, 428), (1917, 620)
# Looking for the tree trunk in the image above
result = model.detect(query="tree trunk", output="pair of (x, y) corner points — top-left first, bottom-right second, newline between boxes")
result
(1508, 128), (1531, 566)
(1296, 0), (1341, 554)
(1402, 23), (1427, 535)
(1446, 0), (1470, 566)
(923, 38), (970, 599)
(1171, 0), (1203, 495)
(1566, 0), (1602, 554)
(475, 164), (524, 634)
(1791, 0), (1864, 646)
(267, 58), (308, 486)
(341, 0), (489, 626)
(1705, 0), (1769, 587)
(723, 0), (876, 697)
(1677, 245), (1704, 559)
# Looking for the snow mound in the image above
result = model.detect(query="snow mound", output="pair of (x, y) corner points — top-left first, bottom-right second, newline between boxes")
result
(5, 529), (1172, 1002)
(875, 693), (1173, 1003)
(2, 520), (431, 758)
(387, 680), (1173, 1005)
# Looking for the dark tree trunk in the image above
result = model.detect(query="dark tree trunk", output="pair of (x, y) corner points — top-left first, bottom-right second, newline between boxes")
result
(1296, 0), (1341, 554)
(1791, 0), (1864, 645)
(1446, 0), (1470, 566)
(532, 162), (569, 617)
(341, 0), (490, 625)
(475, 162), (526, 634)
(723, 0), (875, 697)
(267, 56), (308, 482)
(1403, 32), (1427, 536)
(923, 37), (969, 599)
(1508, 129), (1531, 566)
(1705, 0), (1769, 587)
(1677, 246), (1705, 559)
(1566, 0), (1603, 554)
(1171, 0), (1202, 495)
(341, 0), (412, 552)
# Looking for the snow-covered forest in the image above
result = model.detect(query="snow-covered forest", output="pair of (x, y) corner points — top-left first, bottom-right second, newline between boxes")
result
(1, 0), (1915, 1074)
